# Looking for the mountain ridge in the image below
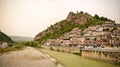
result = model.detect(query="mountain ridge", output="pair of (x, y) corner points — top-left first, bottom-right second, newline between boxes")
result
(10, 36), (33, 42)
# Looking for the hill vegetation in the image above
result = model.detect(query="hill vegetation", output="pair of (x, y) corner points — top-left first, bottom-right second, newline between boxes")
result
(0, 31), (13, 43)
(35, 11), (113, 44)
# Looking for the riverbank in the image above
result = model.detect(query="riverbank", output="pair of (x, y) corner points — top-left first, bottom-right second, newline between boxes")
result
(0, 47), (63, 67)
(0, 44), (24, 53)
(39, 48), (119, 67)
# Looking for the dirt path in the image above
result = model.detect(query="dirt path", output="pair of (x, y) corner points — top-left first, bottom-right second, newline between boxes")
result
(0, 47), (63, 67)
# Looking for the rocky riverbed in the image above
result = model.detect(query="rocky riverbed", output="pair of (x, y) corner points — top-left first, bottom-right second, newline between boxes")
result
(0, 47), (63, 67)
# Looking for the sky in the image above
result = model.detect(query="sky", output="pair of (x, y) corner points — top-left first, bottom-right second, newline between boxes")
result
(0, 0), (120, 38)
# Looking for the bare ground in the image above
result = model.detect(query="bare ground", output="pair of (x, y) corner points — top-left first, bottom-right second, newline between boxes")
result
(0, 47), (63, 67)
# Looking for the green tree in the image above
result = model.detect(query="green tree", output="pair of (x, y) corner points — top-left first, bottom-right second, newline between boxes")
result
(80, 11), (83, 14)
(25, 41), (38, 47)
(94, 14), (99, 19)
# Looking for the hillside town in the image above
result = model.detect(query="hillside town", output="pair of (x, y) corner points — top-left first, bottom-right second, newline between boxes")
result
(44, 21), (120, 48)
(43, 21), (120, 63)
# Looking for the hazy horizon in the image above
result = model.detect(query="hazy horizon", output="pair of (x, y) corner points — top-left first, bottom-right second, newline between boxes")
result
(0, 0), (120, 37)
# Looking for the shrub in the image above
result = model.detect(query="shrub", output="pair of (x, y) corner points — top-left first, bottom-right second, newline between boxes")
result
(56, 49), (60, 52)
(50, 47), (53, 50)
(94, 14), (99, 19)
(14, 44), (25, 49)
(0, 44), (24, 53)
(25, 41), (38, 47)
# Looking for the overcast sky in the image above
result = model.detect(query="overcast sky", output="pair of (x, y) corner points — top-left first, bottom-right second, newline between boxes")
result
(0, 0), (120, 37)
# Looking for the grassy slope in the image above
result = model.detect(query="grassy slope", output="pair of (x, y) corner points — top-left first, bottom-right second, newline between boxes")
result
(39, 49), (119, 67)
(0, 32), (13, 43)
(0, 44), (24, 53)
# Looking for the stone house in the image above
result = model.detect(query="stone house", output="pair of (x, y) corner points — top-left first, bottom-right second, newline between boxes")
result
(0, 42), (8, 48)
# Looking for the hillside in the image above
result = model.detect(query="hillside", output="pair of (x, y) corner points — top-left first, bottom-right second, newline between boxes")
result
(0, 31), (13, 43)
(45, 22), (120, 47)
(10, 36), (33, 42)
(35, 11), (113, 44)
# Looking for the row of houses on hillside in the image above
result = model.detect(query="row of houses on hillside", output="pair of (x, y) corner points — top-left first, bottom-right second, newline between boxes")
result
(44, 21), (120, 48)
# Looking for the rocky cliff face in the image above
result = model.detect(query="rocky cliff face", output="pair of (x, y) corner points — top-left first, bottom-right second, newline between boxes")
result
(67, 12), (92, 24)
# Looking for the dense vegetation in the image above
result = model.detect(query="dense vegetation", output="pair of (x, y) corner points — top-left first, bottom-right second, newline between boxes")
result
(24, 41), (39, 47)
(0, 44), (24, 53)
(0, 31), (13, 43)
(35, 11), (112, 44)
(0, 31), (25, 53)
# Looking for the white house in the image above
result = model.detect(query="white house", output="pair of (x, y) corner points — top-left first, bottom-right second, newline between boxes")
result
(0, 42), (8, 48)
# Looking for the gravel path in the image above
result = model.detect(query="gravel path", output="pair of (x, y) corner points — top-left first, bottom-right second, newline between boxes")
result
(0, 47), (63, 67)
